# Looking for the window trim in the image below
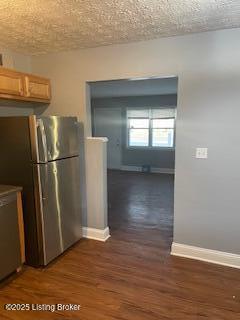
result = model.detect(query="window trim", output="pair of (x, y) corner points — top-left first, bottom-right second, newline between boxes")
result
(127, 114), (176, 150)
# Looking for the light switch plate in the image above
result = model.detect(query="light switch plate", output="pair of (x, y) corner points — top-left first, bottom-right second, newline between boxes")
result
(196, 147), (208, 159)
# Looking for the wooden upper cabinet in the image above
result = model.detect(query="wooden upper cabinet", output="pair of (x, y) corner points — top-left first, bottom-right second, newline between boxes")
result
(0, 67), (51, 104)
(24, 75), (51, 102)
(0, 68), (24, 97)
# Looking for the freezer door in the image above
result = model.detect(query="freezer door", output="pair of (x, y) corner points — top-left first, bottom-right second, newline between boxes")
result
(36, 156), (82, 265)
(30, 116), (80, 163)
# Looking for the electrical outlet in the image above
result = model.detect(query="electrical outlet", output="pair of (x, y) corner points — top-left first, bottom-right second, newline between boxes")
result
(196, 147), (208, 159)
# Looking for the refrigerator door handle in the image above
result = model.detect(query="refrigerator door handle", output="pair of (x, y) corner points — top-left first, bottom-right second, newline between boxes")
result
(38, 119), (48, 163)
(41, 165), (48, 201)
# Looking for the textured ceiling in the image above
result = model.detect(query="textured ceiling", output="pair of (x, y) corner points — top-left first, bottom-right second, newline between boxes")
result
(90, 77), (178, 98)
(0, 0), (240, 55)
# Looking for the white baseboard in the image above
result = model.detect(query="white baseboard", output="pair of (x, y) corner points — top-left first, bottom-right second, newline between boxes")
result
(121, 165), (175, 174)
(171, 242), (240, 269)
(121, 165), (142, 172)
(82, 227), (110, 242)
(151, 167), (175, 174)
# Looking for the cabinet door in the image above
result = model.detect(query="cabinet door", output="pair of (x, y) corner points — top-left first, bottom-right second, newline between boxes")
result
(0, 194), (21, 280)
(24, 75), (51, 102)
(0, 68), (24, 97)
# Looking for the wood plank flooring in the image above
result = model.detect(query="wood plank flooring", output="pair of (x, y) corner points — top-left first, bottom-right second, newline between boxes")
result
(0, 170), (239, 319)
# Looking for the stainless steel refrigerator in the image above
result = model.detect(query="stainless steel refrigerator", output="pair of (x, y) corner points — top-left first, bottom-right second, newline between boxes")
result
(0, 115), (82, 266)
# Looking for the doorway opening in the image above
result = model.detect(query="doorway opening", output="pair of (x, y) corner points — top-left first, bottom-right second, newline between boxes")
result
(88, 77), (178, 250)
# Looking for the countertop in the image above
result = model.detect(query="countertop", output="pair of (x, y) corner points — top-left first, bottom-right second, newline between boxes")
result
(0, 185), (22, 198)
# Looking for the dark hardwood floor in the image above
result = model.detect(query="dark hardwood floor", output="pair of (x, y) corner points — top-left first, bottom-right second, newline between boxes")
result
(0, 170), (239, 319)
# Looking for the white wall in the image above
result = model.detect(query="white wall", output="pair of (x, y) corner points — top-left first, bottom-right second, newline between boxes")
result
(31, 28), (240, 254)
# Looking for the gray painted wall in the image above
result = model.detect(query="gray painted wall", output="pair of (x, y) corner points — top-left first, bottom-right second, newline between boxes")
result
(92, 94), (177, 169)
(90, 77), (177, 98)
(0, 106), (33, 117)
(32, 28), (240, 255)
(91, 94), (177, 109)
(174, 70), (240, 254)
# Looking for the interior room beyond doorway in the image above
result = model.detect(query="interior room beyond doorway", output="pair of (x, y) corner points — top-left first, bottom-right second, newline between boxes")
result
(89, 77), (178, 248)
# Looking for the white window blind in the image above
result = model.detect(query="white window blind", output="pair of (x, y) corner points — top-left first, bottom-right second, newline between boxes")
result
(127, 109), (149, 118)
(151, 108), (176, 119)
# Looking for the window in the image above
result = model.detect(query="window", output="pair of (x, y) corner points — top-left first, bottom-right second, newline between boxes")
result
(127, 108), (176, 148)
(152, 118), (174, 147)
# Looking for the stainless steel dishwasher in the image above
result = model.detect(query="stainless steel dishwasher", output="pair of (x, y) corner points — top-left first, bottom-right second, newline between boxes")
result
(0, 193), (21, 280)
